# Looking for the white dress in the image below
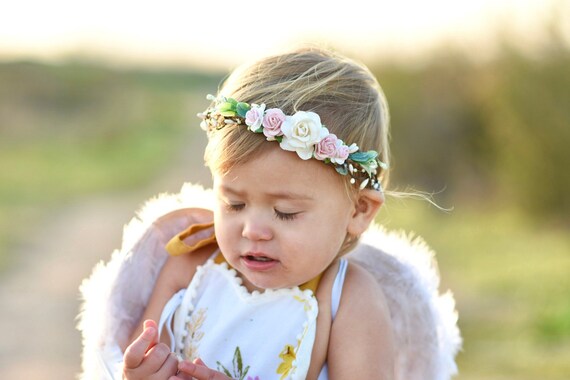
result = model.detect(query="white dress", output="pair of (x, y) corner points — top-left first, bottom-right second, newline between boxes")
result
(158, 256), (349, 380)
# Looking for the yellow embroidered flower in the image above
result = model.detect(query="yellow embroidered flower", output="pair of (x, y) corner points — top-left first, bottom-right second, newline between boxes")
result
(277, 344), (296, 379)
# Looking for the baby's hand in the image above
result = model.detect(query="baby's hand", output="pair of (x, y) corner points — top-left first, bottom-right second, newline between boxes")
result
(174, 358), (233, 380)
(122, 319), (179, 379)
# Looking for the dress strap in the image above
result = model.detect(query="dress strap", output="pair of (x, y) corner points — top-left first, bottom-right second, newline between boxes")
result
(316, 259), (348, 380)
(165, 222), (216, 256)
(330, 258), (348, 320)
(158, 288), (186, 352)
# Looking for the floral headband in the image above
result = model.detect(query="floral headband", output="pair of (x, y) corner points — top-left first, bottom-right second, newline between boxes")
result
(198, 94), (388, 191)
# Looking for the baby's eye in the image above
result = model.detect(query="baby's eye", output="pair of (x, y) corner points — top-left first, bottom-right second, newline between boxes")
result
(274, 209), (299, 221)
(226, 203), (245, 212)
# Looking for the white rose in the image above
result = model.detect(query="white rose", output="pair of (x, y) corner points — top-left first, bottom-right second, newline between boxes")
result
(279, 111), (328, 160)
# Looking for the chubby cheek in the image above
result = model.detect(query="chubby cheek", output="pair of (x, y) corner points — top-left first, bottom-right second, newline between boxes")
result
(284, 229), (333, 265)
(310, 224), (348, 260)
(213, 211), (237, 253)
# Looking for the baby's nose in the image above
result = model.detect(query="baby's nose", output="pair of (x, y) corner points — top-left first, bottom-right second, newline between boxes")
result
(241, 217), (273, 241)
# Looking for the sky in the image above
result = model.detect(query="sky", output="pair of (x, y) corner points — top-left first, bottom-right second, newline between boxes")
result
(0, 0), (567, 71)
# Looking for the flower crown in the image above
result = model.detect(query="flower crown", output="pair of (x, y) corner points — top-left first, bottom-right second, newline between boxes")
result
(198, 94), (388, 191)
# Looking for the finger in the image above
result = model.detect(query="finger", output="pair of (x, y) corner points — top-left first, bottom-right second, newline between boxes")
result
(143, 319), (159, 349)
(169, 372), (193, 380)
(144, 319), (158, 331)
(153, 351), (179, 378)
(137, 343), (172, 374)
(123, 324), (158, 369)
(168, 376), (192, 380)
(179, 359), (230, 380)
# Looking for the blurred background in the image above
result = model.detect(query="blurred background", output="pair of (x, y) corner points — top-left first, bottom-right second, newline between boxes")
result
(1, 0), (569, 379)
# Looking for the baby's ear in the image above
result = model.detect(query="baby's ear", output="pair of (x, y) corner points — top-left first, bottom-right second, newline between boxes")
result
(347, 189), (384, 236)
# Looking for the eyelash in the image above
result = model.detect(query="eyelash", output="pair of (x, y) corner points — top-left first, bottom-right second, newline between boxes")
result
(226, 203), (245, 212)
(274, 210), (298, 221)
(225, 203), (299, 221)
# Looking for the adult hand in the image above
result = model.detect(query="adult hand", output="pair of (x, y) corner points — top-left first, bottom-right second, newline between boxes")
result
(123, 319), (179, 379)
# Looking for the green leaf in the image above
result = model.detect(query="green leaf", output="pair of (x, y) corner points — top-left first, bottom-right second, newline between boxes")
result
(218, 101), (234, 113)
(349, 150), (378, 163)
(254, 127), (263, 133)
(218, 97), (237, 108)
(220, 110), (236, 117)
(216, 361), (232, 377)
(233, 346), (243, 375)
(236, 102), (250, 118)
(241, 365), (250, 380)
(335, 165), (348, 175)
(275, 135), (283, 143)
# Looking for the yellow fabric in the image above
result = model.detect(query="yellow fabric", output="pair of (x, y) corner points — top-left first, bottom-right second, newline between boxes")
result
(213, 252), (226, 265)
(165, 222), (217, 256)
(299, 273), (323, 294)
(165, 222), (322, 293)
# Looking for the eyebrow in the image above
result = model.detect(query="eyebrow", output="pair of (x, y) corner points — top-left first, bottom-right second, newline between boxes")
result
(219, 185), (314, 201)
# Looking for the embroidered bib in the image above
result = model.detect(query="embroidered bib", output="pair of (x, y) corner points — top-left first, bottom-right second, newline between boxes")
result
(171, 258), (318, 380)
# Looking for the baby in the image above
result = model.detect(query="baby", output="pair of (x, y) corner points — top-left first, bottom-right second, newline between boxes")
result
(78, 47), (461, 380)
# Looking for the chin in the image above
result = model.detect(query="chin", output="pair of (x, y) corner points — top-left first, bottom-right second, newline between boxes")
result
(241, 273), (287, 292)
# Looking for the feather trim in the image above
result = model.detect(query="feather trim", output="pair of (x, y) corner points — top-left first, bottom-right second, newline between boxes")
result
(77, 183), (461, 380)
(77, 184), (214, 379)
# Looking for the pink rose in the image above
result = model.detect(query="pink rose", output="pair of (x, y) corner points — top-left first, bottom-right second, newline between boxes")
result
(331, 141), (350, 164)
(314, 134), (340, 161)
(262, 108), (286, 140)
(314, 134), (350, 164)
(245, 104), (266, 131)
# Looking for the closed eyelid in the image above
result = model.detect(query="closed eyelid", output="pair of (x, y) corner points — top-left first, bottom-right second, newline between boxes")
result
(274, 209), (300, 221)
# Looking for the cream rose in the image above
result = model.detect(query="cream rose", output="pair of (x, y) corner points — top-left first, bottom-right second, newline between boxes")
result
(279, 111), (328, 160)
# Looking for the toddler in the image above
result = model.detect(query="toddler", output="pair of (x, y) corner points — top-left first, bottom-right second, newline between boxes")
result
(78, 47), (461, 380)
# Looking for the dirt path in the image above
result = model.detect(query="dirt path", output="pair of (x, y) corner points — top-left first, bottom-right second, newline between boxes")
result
(0, 133), (210, 379)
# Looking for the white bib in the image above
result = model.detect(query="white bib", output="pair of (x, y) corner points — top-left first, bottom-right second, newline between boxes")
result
(170, 259), (319, 380)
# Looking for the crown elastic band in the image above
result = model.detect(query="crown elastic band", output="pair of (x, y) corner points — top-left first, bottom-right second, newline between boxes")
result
(198, 94), (387, 191)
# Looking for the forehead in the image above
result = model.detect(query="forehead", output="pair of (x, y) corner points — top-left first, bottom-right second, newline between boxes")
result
(214, 146), (344, 198)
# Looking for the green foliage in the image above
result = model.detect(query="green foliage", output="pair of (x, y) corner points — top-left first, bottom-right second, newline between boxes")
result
(236, 102), (251, 118)
(348, 150), (378, 163)
(0, 61), (223, 270)
(217, 346), (250, 380)
(373, 38), (570, 223)
(477, 44), (570, 220)
(377, 201), (570, 379)
(216, 97), (251, 118)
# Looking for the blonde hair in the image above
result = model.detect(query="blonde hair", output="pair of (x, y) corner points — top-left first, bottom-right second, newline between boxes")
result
(204, 47), (391, 192)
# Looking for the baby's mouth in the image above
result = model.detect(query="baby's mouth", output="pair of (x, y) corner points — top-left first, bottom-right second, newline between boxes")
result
(245, 255), (275, 262)
(241, 252), (279, 271)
